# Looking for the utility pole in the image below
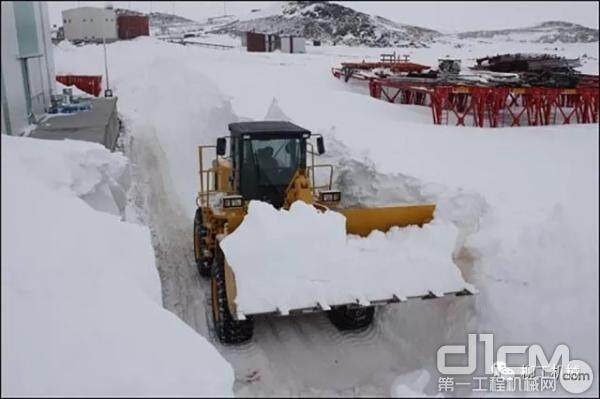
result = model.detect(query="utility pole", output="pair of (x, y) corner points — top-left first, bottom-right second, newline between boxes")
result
(102, 33), (112, 97)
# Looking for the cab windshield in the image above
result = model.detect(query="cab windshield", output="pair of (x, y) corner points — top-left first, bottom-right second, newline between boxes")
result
(239, 137), (306, 207)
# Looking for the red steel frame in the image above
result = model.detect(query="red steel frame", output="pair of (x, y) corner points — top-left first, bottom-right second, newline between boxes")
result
(366, 78), (599, 127)
(331, 60), (430, 82)
(339, 61), (429, 74)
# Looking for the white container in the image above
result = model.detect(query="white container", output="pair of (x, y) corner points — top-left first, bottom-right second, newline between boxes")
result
(281, 36), (306, 53)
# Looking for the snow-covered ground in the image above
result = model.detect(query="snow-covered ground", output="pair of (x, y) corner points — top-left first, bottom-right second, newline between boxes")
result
(1, 135), (233, 396)
(7, 35), (597, 396)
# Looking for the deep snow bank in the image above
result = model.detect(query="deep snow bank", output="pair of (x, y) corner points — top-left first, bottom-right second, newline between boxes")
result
(54, 38), (240, 217)
(221, 201), (472, 315)
(1, 135), (233, 396)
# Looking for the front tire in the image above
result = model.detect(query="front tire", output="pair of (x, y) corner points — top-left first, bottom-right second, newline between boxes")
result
(327, 305), (375, 331)
(193, 208), (211, 278)
(211, 246), (254, 344)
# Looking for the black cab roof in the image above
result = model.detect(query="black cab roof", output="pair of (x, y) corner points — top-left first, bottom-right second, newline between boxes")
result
(228, 121), (311, 138)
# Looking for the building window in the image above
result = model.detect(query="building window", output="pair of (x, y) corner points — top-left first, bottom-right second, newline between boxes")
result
(63, 19), (67, 23)
(83, 18), (86, 22)
(105, 18), (108, 21)
(68, 19), (71, 23)
(90, 18), (93, 22)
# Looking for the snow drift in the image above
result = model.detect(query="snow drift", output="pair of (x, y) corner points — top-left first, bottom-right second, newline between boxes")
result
(1, 135), (233, 396)
(221, 201), (472, 315)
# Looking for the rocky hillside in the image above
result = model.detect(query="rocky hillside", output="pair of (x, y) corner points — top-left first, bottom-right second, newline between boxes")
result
(456, 21), (598, 43)
(116, 4), (598, 46)
(213, 1), (441, 47)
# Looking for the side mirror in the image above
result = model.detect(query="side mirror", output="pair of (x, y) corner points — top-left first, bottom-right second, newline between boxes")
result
(316, 136), (325, 155)
(216, 137), (226, 156)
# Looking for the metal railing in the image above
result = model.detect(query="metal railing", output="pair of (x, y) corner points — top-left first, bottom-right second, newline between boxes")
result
(307, 164), (334, 192)
(197, 145), (217, 208)
(306, 142), (333, 194)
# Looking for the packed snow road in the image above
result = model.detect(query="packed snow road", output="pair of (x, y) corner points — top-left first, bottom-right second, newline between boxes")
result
(54, 37), (598, 396)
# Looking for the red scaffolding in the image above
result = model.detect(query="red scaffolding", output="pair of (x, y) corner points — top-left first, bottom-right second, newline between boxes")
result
(366, 77), (599, 127)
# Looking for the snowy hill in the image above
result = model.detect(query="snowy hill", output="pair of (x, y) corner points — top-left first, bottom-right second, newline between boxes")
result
(146, 11), (204, 36)
(456, 21), (599, 43)
(115, 8), (199, 29)
(115, 9), (237, 37)
(127, 4), (597, 47)
(148, 11), (199, 29)
(213, 1), (441, 47)
(115, 9), (206, 36)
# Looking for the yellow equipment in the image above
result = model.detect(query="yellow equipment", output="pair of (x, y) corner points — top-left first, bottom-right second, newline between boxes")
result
(194, 121), (472, 344)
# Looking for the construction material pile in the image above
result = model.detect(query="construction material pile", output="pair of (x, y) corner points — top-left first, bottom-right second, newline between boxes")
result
(473, 53), (581, 72)
(334, 52), (431, 82)
(220, 201), (473, 316)
(393, 54), (584, 88)
(472, 53), (582, 88)
(382, 58), (523, 87)
(335, 53), (589, 89)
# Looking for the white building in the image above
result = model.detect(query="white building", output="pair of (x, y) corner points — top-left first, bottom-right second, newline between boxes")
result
(62, 6), (118, 43)
(1, 1), (55, 136)
(281, 36), (306, 53)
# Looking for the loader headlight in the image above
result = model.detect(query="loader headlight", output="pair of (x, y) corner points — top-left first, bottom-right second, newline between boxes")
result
(319, 190), (341, 203)
(222, 195), (244, 208)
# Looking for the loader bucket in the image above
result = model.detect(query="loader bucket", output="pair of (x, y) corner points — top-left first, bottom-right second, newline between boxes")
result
(338, 204), (436, 237)
(220, 201), (476, 322)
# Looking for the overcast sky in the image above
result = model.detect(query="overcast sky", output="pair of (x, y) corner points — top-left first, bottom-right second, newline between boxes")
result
(47, 1), (599, 33)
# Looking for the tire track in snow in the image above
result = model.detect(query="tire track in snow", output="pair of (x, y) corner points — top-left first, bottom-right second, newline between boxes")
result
(125, 126), (209, 336)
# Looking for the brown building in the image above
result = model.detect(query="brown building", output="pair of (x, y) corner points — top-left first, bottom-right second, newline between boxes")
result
(117, 15), (149, 40)
(245, 31), (280, 52)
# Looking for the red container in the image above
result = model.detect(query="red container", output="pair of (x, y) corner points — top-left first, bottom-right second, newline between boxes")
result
(246, 32), (266, 52)
(56, 75), (102, 97)
(117, 15), (149, 40)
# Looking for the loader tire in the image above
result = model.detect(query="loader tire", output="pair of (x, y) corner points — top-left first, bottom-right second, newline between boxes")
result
(193, 208), (211, 278)
(211, 246), (253, 344)
(327, 305), (375, 331)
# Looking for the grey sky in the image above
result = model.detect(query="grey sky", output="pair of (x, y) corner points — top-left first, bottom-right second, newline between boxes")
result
(47, 1), (599, 33)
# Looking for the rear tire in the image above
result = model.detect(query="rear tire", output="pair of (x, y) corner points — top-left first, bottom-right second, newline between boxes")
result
(211, 246), (253, 344)
(327, 305), (375, 331)
(193, 208), (211, 278)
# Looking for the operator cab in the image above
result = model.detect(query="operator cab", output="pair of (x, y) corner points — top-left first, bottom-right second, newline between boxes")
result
(225, 121), (313, 208)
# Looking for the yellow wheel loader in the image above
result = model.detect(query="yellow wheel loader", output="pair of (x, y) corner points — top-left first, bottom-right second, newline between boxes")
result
(194, 121), (474, 344)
